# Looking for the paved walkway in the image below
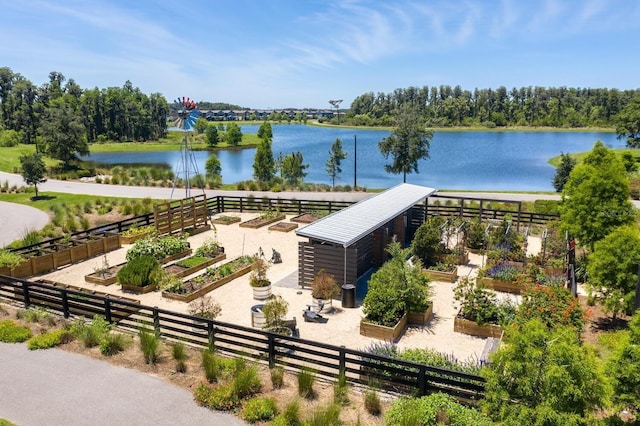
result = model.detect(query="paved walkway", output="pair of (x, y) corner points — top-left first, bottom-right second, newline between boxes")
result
(0, 342), (246, 426)
(0, 201), (49, 247)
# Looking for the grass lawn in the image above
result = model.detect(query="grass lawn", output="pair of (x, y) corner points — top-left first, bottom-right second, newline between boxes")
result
(0, 145), (58, 173)
(0, 191), (152, 213)
(548, 147), (640, 167)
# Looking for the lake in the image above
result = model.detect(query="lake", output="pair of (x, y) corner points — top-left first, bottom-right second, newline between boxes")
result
(81, 125), (623, 191)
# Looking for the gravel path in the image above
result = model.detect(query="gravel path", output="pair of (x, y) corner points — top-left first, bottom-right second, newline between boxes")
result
(0, 342), (246, 426)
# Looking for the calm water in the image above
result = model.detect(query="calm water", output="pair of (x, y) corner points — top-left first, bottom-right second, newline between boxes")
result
(81, 125), (622, 191)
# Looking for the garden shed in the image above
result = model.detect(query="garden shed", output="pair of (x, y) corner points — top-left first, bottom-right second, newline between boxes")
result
(296, 183), (437, 287)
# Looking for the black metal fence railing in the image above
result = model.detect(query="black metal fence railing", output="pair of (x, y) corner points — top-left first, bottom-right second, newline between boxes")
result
(0, 275), (486, 401)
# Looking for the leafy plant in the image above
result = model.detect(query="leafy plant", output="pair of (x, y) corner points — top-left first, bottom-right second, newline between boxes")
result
(453, 278), (516, 326)
(194, 237), (221, 258)
(117, 255), (161, 287)
(125, 234), (189, 262)
(0, 249), (25, 268)
(120, 225), (155, 238)
(26, 329), (73, 350)
(157, 270), (183, 292)
(16, 306), (53, 324)
(516, 284), (586, 333)
(386, 393), (493, 425)
(263, 295), (289, 330)
(100, 332), (130, 356)
(188, 296), (221, 320)
(175, 255), (209, 269)
(412, 216), (446, 267)
(311, 269), (340, 300)
(363, 242), (433, 327)
(0, 319), (32, 342)
(242, 397), (279, 423)
(70, 315), (111, 348)
(249, 257), (270, 287)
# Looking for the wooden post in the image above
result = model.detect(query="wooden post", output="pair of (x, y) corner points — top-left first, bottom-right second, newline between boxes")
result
(207, 321), (215, 351)
(61, 288), (69, 318)
(104, 296), (112, 323)
(22, 281), (31, 308)
(267, 334), (276, 368)
(418, 364), (427, 396)
(153, 306), (161, 335)
(339, 346), (346, 374)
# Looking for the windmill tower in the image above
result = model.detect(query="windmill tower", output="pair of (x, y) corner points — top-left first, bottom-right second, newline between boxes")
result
(171, 97), (204, 199)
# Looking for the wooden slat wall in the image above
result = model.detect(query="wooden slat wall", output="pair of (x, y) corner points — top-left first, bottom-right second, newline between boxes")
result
(298, 242), (357, 287)
(154, 195), (208, 235)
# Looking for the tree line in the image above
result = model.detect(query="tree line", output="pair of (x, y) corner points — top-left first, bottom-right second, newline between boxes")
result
(0, 67), (169, 149)
(347, 85), (640, 128)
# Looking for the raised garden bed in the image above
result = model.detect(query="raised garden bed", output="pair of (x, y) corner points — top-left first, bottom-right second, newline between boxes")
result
(479, 277), (522, 294)
(268, 222), (298, 232)
(158, 248), (193, 265)
(434, 252), (469, 265)
(290, 213), (320, 224)
(163, 253), (226, 278)
(239, 214), (286, 229)
(212, 215), (242, 225)
(119, 227), (154, 245)
(359, 304), (435, 342)
(121, 282), (158, 294)
(85, 263), (125, 286)
(424, 266), (458, 283)
(162, 256), (254, 303)
(453, 308), (503, 338)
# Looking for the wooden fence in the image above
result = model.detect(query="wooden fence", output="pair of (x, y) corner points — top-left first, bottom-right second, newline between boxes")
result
(0, 275), (486, 401)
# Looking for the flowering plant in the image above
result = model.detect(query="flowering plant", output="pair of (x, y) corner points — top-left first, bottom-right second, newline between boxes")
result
(515, 284), (586, 333)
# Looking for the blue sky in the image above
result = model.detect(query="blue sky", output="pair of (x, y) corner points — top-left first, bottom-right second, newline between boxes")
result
(2, 0), (639, 109)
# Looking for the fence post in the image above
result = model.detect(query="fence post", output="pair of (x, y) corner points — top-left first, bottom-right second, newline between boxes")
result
(267, 334), (276, 368)
(61, 288), (69, 318)
(328, 201), (332, 212)
(22, 281), (31, 308)
(153, 306), (161, 335)
(418, 365), (427, 396)
(104, 296), (112, 323)
(240, 197), (244, 212)
(207, 321), (215, 351)
(339, 345), (346, 373)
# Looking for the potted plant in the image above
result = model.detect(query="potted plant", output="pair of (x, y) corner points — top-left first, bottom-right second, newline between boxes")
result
(249, 257), (272, 300)
(311, 269), (340, 312)
(188, 295), (222, 320)
(262, 295), (292, 336)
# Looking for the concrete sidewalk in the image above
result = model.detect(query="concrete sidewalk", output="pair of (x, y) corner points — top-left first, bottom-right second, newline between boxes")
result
(0, 342), (246, 426)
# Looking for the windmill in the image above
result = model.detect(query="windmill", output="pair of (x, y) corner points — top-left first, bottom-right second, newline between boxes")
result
(171, 97), (204, 199)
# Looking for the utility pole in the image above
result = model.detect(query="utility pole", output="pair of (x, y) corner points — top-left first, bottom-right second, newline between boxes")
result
(329, 99), (342, 124)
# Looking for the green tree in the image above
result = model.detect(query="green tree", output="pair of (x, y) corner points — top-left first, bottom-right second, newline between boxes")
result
(411, 217), (445, 268)
(19, 152), (47, 197)
(561, 140), (635, 250)
(621, 150), (638, 174)
(257, 121), (272, 141)
(482, 319), (610, 425)
(193, 117), (208, 134)
(325, 137), (348, 187)
(39, 99), (88, 169)
(552, 152), (576, 192)
(281, 151), (308, 186)
(616, 97), (640, 148)
(378, 104), (433, 183)
(253, 138), (275, 183)
(204, 154), (222, 188)
(607, 310), (640, 412)
(205, 124), (219, 147)
(224, 122), (242, 146)
(587, 225), (640, 319)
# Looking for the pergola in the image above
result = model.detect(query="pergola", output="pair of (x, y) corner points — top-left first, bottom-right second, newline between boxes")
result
(296, 183), (437, 288)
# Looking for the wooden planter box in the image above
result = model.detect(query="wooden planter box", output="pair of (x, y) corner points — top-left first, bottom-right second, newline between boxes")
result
(11, 260), (33, 278)
(454, 309), (503, 338)
(86, 238), (106, 257)
(360, 314), (408, 342)
(239, 214), (286, 229)
(544, 265), (564, 276)
(163, 253), (226, 278)
(121, 282), (158, 294)
(424, 267), (458, 283)
(186, 225), (211, 236)
(70, 243), (89, 263)
(52, 248), (72, 269)
(162, 263), (253, 303)
(84, 263), (125, 286)
(290, 213), (319, 224)
(407, 304), (434, 326)
(0, 266), (10, 276)
(119, 232), (151, 245)
(159, 248), (193, 265)
(480, 277), (522, 294)
(268, 222), (298, 232)
(212, 216), (241, 225)
(31, 252), (55, 275)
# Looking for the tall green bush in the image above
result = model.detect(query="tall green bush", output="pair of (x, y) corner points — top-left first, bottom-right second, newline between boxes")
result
(117, 255), (161, 287)
(411, 217), (445, 267)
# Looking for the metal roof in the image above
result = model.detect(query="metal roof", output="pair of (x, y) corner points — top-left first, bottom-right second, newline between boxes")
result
(295, 183), (437, 247)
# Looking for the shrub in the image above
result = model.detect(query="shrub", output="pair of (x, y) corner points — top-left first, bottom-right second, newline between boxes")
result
(305, 403), (341, 426)
(194, 237), (221, 258)
(453, 278), (516, 326)
(249, 258), (270, 287)
(100, 332), (130, 356)
(233, 364), (262, 399)
(364, 389), (382, 416)
(193, 381), (240, 411)
(70, 315), (110, 348)
(241, 397), (279, 423)
(297, 367), (316, 399)
(0, 319), (32, 343)
(172, 342), (188, 373)
(138, 328), (161, 365)
(27, 329), (73, 350)
(334, 370), (349, 405)
(125, 234), (188, 262)
(270, 365), (285, 389)
(386, 393), (493, 426)
(272, 398), (302, 426)
(16, 306), (52, 324)
(516, 284), (586, 333)
(263, 295), (288, 330)
(117, 255), (161, 287)
(202, 349), (221, 383)
(412, 217), (446, 267)
(188, 296), (221, 320)
(0, 249), (25, 268)
(311, 269), (340, 300)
